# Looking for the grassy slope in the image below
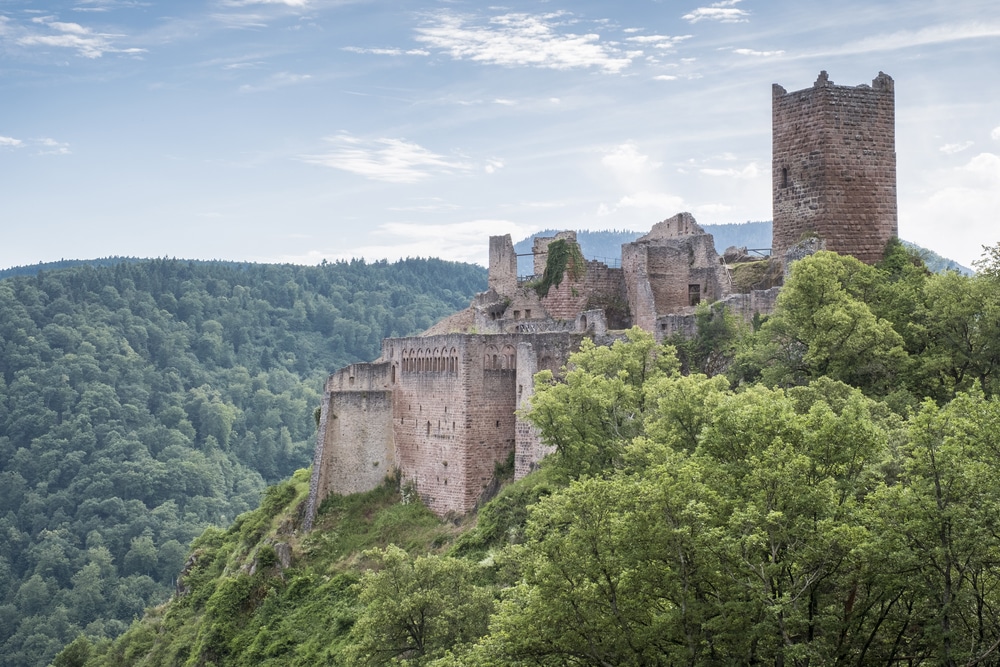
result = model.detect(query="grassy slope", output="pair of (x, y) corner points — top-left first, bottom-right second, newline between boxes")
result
(71, 466), (559, 666)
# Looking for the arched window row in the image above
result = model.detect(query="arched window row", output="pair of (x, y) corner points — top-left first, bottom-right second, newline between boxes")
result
(401, 347), (459, 374)
(484, 345), (517, 370)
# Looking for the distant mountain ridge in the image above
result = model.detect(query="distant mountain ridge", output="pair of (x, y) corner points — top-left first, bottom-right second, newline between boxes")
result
(513, 222), (971, 276)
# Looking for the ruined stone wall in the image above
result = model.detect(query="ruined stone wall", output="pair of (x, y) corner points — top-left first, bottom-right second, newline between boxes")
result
(623, 242), (658, 331)
(625, 237), (728, 325)
(488, 235), (517, 295)
(512, 333), (582, 479)
(304, 362), (395, 530)
(539, 261), (625, 322)
(773, 71), (897, 264)
(654, 287), (780, 342)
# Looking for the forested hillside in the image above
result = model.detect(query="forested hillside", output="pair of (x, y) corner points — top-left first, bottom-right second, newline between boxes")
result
(66, 241), (1000, 667)
(0, 257), (486, 667)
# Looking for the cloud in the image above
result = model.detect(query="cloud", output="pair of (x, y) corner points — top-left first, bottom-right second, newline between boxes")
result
(221, 0), (309, 7)
(598, 191), (686, 217)
(992, 126), (1000, 141)
(905, 153), (1000, 266)
(602, 141), (661, 175)
(239, 71), (312, 92)
(37, 138), (71, 155)
(414, 11), (632, 73)
(343, 46), (430, 56)
(484, 158), (504, 174)
(732, 48), (784, 57)
(682, 0), (750, 24)
(14, 15), (144, 58)
(73, 0), (147, 11)
(700, 162), (760, 179)
(300, 134), (474, 183)
(653, 74), (677, 81)
(625, 34), (692, 50)
(807, 21), (1000, 58)
(0, 136), (70, 154)
(940, 141), (974, 154)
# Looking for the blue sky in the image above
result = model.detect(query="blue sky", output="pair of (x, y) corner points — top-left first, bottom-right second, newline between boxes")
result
(1, 0), (998, 269)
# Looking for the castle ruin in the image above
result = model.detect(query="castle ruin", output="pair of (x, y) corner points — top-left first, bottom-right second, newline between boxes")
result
(304, 71), (897, 524)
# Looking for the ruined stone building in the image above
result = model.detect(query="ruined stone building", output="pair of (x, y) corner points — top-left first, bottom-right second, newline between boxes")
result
(304, 71), (897, 524)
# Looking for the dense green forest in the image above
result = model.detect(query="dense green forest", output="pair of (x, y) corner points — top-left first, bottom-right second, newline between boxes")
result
(0, 257), (486, 667)
(59, 241), (1000, 666)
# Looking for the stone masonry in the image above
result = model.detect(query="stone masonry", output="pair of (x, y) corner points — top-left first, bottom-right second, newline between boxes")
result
(772, 71), (897, 264)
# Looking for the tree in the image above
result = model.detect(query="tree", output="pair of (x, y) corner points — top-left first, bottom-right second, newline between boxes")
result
(347, 545), (495, 665)
(526, 328), (678, 479)
(740, 251), (908, 394)
(867, 391), (1000, 665)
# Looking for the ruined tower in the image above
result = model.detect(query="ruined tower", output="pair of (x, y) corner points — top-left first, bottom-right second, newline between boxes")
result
(772, 71), (897, 264)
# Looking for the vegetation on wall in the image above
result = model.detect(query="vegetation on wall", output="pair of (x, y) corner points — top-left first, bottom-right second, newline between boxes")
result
(530, 239), (586, 298)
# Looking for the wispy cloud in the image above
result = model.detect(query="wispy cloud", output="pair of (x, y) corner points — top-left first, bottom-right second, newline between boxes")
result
(682, 0), (750, 24)
(598, 191), (686, 217)
(602, 141), (661, 175)
(239, 71), (312, 92)
(342, 46), (430, 56)
(0, 136), (72, 154)
(13, 15), (144, 58)
(211, 12), (270, 29)
(807, 21), (1000, 57)
(700, 162), (761, 179)
(940, 141), (974, 154)
(300, 134), (474, 183)
(991, 126), (1000, 141)
(732, 48), (784, 57)
(221, 0), (309, 7)
(73, 0), (148, 12)
(626, 34), (692, 50)
(37, 138), (72, 155)
(415, 11), (632, 73)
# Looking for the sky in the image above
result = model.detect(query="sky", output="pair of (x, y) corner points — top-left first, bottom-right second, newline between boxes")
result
(1, 0), (999, 270)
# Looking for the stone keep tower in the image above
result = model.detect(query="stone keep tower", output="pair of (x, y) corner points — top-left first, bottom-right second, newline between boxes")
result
(772, 71), (897, 264)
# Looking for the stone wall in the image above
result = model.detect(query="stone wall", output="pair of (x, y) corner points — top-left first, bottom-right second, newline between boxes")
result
(623, 214), (729, 329)
(389, 333), (520, 515)
(488, 234), (517, 294)
(772, 71), (897, 264)
(512, 333), (582, 479)
(539, 260), (626, 322)
(303, 362), (395, 530)
(655, 287), (781, 341)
